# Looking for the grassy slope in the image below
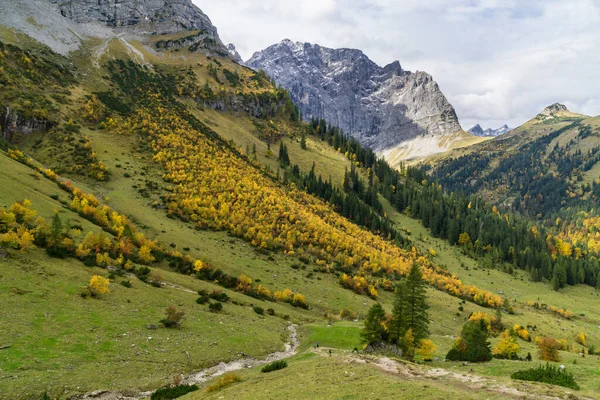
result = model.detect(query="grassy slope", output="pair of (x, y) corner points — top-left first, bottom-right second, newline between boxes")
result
(191, 107), (352, 187)
(188, 352), (515, 400)
(0, 151), (320, 398)
(187, 350), (588, 400)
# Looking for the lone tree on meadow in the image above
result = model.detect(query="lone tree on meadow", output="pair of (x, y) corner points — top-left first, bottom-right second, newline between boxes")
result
(389, 263), (429, 357)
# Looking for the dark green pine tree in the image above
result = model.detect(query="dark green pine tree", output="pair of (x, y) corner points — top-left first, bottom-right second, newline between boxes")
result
(404, 262), (429, 344)
(300, 133), (307, 149)
(446, 319), (492, 362)
(552, 262), (567, 291)
(278, 141), (290, 167)
(360, 303), (387, 345)
(389, 280), (407, 346)
(462, 319), (492, 362)
(50, 212), (64, 244)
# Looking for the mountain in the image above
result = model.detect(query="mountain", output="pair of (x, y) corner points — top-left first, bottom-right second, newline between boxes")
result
(429, 103), (600, 218)
(527, 102), (589, 125)
(467, 124), (511, 137)
(0, 0), (229, 55)
(467, 124), (484, 136)
(246, 39), (465, 162)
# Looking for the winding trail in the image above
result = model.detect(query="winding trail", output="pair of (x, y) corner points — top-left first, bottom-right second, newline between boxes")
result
(71, 324), (299, 400)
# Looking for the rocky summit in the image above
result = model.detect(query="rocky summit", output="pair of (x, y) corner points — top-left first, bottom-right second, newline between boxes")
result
(0, 0), (228, 55)
(246, 39), (463, 153)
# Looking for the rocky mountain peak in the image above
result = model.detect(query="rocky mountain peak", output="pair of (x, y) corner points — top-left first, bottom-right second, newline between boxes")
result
(0, 0), (229, 55)
(467, 124), (484, 136)
(532, 102), (588, 124)
(51, 0), (222, 37)
(227, 43), (243, 63)
(541, 103), (568, 116)
(246, 41), (462, 155)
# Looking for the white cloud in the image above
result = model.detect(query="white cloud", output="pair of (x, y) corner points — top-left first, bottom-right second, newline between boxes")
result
(197, 0), (600, 130)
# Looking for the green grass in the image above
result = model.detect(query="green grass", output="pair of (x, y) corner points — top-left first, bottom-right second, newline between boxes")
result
(306, 322), (362, 350)
(0, 249), (295, 399)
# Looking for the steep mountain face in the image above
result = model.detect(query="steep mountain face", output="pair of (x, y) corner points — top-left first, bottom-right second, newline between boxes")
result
(467, 124), (511, 137)
(0, 0), (228, 55)
(246, 40), (463, 156)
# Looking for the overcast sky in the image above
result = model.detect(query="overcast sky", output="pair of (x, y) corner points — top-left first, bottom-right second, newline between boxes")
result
(197, 0), (600, 130)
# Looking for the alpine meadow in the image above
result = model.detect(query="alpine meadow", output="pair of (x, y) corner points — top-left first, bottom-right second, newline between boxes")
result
(1, 1), (600, 399)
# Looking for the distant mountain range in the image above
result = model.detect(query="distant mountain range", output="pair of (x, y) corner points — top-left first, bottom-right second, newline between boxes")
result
(467, 124), (511, 137)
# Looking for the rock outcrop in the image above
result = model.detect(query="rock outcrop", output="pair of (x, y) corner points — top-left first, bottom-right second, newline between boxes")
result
(227, 43), (243, 63)
(246, 39), (463, 152)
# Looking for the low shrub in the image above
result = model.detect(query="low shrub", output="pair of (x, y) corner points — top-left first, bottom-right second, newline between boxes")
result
(196, 295), (210, 304)
(511, 364), (579, 390)
(205, 373), (241, 392)
(208, 302), (223, 313)
(253, 306), (264, 315)
(209, 290), (230, 302)
(338, 308), (358, 320)
(120, 280), (132, 288)
(267, 308), (275, 315)
(261, 360), (288, 373)
(160, 305), (185, 328)
(151, 384), (199, 399)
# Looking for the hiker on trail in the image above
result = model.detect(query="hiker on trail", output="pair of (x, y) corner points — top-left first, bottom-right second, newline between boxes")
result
(329, 349), (332, 357)
(317, 342), (320, 348)
(352, 347), (359, 353)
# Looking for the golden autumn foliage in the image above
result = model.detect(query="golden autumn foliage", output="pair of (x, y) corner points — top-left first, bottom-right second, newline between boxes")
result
(535, 336), (562, 362)
(193, 260), (204, 272)
(513, 324), (531, 342)
(575, 332), (586, 347)
(88, 275), (110, 297)
(548, 305), (574, 320)
(458, 232), (472, 246)
(237, 274), (253, 292)
(493, 330), (520, 359)
(82, 95), (107, 123)
(416, 339), (437, 361)
(106, 105), (503, 308)
(469, 312), (493, 332)
(274, 289), (294, 302)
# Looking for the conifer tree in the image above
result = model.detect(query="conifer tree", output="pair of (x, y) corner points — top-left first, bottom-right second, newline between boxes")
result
(278, 141), (290, 167)
(389, 280), (407, 345)
(50, 212), (64, 243)
(405, 262), (429, 343)
(361, 303), (387, 345)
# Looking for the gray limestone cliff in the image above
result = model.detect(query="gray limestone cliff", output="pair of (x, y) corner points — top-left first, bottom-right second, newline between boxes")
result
(246, 39), (462, 151)
(0, 0), (228, 55)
